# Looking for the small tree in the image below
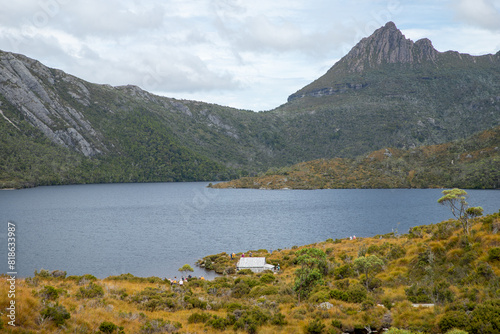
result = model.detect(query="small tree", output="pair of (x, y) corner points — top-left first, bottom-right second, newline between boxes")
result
(438, 188), (483, 236)
(353, 255), (384, 290)
(293, 248), (327, 302)
(178, 264), (194, 276)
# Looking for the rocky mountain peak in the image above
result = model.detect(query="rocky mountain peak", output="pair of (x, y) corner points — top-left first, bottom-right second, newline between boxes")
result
(341, 21), (438, 72)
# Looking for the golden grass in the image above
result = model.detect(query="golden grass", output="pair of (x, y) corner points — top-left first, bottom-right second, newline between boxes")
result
(2, 212), (499, 334)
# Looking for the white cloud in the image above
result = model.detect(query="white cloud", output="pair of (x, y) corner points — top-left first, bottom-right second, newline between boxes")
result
(0, 0), (499, 111)
(452, 0), (500, 31)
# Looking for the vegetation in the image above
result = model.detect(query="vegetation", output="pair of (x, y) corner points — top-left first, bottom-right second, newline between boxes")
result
(438, 189), (484, 236)
(1, 22), (500, 189)
(3, 202), (499, 333)
(211, 126), (500, 189)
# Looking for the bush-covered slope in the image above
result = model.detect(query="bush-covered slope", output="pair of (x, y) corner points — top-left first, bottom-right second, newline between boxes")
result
(211, 126), (500, 189)
(3, 206), (499, 333)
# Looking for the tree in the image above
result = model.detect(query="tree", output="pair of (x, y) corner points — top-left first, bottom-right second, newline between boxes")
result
(438, 188), (483, 236)
(178, 264), (194, 276)
(293, 248), (327, 302)
(353, 255), (384, 290)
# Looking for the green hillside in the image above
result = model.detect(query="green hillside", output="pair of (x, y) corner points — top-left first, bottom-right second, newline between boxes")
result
(211, 126), (500, 189)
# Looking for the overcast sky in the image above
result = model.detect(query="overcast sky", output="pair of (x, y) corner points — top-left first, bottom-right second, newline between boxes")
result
(1, 0), (499, 111)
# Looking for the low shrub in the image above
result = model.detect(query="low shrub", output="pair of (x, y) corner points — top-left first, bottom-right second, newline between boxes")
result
(187, 312), (212, 324)
(347, 283), (367, 303)
(309, 290), (330, 303)
(205, 315), (230, 331)
(331, 319), (342, 329)
(141, 318), (182, 333)
(39, 285), (62, 300)
(259, 273), (276, 284)
(237, 269), (254, 275)
(438, 311), (468, 333)
(76, 282), (105, 299)
(405, 284), (432, 303)
(184, 296), (207, 309)
(99, 321), (118, 333)
(488, 247), (500, 262)
(233, 307), (270, 333)
(249, 285), (279, 297)
(271, 312), (287, 326)
(304, 319), (326, 334)
(40, 303), (70, 326)
(329, 289), (348, 302)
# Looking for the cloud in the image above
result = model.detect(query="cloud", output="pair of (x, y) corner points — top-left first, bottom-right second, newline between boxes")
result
(452, 0), (500, 31)
(1, 0), (499, 111)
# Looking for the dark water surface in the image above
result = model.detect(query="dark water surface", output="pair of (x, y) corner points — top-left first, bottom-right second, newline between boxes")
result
(1, 183), (498, 279)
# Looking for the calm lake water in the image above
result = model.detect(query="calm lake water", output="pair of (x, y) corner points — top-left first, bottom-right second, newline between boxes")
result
(1, 182), (499, 279)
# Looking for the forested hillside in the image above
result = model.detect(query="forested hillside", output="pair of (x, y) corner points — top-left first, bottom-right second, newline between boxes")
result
(211, 126), (500, 190)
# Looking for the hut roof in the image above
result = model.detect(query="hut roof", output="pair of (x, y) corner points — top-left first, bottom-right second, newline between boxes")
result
(237, 257), (266, 268)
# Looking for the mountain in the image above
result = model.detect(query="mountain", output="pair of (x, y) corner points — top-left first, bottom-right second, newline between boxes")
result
(1, 22), (500, 188)
(210, 125), (500, 190)
(276, 21), (500, 160)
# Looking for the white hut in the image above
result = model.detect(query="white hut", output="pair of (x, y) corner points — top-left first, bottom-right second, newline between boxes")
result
(236, 257), (275, 273)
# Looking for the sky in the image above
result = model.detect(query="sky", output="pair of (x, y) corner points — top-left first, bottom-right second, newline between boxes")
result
(0, 0), (499, 111)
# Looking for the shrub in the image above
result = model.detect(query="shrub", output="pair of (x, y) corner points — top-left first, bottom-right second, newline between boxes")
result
(233, 307), (270, 333)
(309, 290), (330, 303)
(99, 321), (118, 333)
(387, 244), (406, 260)
(249, 285), (279, 297)
(381, 297), (393, 310)
(231, 281), (251, 298)
(333, 264), (353, 279)
(329, 289), (348, 302)
(271, 313), (287, 326)
(187, 312), (211, 324)
(488, 247), (500, 262)
(405, 284), (432, 303)
(438, 311), (468, 333)
(238, 269), (254, 275)
(260, 273), (276, 284)
(225, 302), (244, 312)
(141, 318), (182, 333)
(346, 283), (367, 303)
(40, 285), (61, 300)
(468, 300), (500, 333)
(304, 319), (326, 334)
(184, 296), (208, 309)
(40, 303), (70, 326)
(205, 315), (229, 331)
(331, 319), (342, 329)
(77, 282), (105, 299)
(34, 269), (52, 278)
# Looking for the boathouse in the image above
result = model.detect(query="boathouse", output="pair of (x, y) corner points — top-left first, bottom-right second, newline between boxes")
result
(236, 257), (275, 273)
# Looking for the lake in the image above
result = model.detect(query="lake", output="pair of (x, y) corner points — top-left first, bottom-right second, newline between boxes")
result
(1, 182), (499, 279)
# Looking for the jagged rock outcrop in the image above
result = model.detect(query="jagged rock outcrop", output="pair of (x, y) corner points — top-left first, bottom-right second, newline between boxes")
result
(287, 21), (482, 102)
(341, 22), (438, 72)
(0, 51), (104, 156)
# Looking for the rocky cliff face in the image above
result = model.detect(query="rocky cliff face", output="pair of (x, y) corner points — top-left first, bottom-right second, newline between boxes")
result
(0, 51), (104, 156)
(341, 21), (438, 72)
